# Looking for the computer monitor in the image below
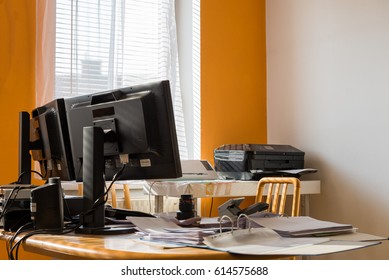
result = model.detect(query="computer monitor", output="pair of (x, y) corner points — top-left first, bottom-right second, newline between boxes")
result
(20, 99), (75, 183)
(64, 80), (182, 234)
(65, 80), (182, 182)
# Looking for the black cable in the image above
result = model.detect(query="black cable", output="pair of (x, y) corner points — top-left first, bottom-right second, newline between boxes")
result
(15, 170), (44, 184)
(2, 171), (47, 232)
(7, 220), (82, 260)
(209, 197), (214, 217)
(0, 186), (22, 221)
(148, 181), (158, 214)
(6, 222), (34, 260)
(78, 164), (127, 222)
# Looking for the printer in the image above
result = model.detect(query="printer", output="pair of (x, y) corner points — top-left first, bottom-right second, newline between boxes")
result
(214, 144), (306, 180)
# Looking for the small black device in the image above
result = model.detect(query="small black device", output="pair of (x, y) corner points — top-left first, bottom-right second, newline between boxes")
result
(176, 194), (196, 220)
(217, 197), (268, 220)
(0, 185), (33, 231)
(30, 177), (64, 230)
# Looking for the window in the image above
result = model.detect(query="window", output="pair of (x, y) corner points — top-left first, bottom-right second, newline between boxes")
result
(53, 0), (191, 159)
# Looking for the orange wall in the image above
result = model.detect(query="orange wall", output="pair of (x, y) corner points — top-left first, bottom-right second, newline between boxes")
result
(201, 0), (267, 163)
(0, 0), (50, 260)
(0, 0), (36, 185)
(200, 0), (267, 216)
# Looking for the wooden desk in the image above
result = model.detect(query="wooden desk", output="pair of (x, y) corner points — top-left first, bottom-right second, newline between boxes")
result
(0, 230), (282, 260)
(1, 228), (384, 260)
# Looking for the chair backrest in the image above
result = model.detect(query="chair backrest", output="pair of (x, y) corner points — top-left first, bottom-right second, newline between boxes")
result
(77, 183), (131, 209)
(255, 177), (301, 216)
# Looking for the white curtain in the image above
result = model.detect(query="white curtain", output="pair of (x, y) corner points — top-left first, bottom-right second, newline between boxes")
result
(37, 0), (188, 159)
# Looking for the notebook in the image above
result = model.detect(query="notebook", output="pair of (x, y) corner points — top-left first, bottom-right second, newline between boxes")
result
(179, 160), (220, 180)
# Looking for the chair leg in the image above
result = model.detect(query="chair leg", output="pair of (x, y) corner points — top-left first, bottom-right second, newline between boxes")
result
(123, 184), (131, 209)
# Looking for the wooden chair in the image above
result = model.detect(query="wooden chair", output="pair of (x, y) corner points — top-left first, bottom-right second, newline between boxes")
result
(77, 183), (132, 209)
(255, 177), (301, 216)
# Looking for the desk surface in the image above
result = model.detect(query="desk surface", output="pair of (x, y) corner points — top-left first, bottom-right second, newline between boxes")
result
(0, 230), (282, 260)
(2, 228), (384, 260)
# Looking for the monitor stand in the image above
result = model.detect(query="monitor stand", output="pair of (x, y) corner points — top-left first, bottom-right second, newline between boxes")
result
(75, 126), (133, 235)
(18, 112), (32, 184)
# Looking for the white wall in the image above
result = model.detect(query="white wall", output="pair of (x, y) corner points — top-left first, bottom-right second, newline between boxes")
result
(267, 0), (389, 259)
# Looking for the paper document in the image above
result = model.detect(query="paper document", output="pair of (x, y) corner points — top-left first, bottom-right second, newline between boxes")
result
(250, 168), (318, 176)
(129, 217), (218, 245)
(203, 227), (381, 256)
(203, 227), (330, 255)
(250, 216), (354, 237)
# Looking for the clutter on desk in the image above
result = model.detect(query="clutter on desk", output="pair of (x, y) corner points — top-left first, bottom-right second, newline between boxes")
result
(201, 213), (381, 256)
(214, 143), (317, 180)
(127, 212), (383, 256)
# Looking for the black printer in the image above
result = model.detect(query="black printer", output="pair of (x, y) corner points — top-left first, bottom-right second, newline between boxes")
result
(214, 144), (306, 180)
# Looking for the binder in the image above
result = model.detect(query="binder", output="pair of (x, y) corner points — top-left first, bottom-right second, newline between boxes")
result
(202, 214), (383, 256)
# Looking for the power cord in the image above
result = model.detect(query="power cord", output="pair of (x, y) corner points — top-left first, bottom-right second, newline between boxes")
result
(0, 186), (22, 222)
(209, 197), (214, 217)
(6, 222), (80, 260)
(1, 170), (44, 222)
(84, 164), (126, 216)
(15, 170), (44, 184)
(6, 222), (34, 260)
(147, 181), (158, 214)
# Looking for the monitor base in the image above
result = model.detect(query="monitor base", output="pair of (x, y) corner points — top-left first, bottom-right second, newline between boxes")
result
(75, 225), (136, 235)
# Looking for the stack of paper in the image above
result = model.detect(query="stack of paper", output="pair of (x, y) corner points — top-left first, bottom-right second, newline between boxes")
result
(129, 217), (218, 245)
(250, 216), (355, 237)
(202, 227), (381, 256)
(203, 227), (330, 255)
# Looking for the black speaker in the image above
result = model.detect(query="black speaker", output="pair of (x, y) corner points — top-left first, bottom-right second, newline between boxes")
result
(30, 178), (64, 230)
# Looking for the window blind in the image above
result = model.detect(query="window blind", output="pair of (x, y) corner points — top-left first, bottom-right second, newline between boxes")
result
(55, 0), (188, 158)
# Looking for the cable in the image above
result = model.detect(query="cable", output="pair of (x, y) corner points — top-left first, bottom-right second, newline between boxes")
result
(6, 207), (83, 260)
(101, 164), (126, 203)
(78, 164), (127, 221)
(6, 165), (128, 260)
(7, 223), (81, 260)
(6, 222), (34, 260)
(16, 170), (44, 184)
(1, 171), (42, 223)
(148, 181), (158, 214)
(0, 186), (22, 221)
(209, 197), (214, 218)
